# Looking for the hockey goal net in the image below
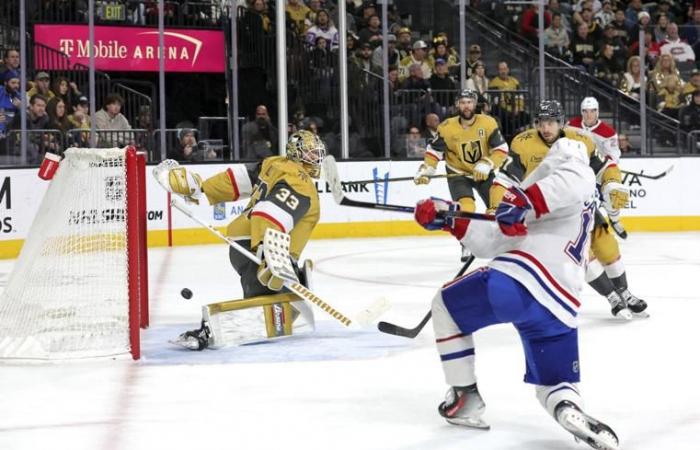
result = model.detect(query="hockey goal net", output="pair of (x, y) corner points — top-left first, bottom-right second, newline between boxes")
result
(0, 147), (148, 360)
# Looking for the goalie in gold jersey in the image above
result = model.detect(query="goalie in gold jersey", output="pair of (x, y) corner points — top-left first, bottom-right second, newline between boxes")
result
(414, 89), (509, 260)
(155, 130), (326, 350)
(494, 101), (648, 319)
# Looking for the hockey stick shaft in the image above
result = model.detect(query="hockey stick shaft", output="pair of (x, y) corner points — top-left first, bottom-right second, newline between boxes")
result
(377, 256), (475, 338)
(170, 198), (356, 327)
(337, 196), (495, 221)
(343, 173), (467, 186)
(621, 166), (673, 180)
(323, 156), (493, 220)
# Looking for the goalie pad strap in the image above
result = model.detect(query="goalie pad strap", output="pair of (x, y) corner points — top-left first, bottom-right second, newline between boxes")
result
(206, 293), (300, 315)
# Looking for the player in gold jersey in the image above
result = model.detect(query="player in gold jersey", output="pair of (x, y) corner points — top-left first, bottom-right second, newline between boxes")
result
(494, 101), (647, 319)
(155, 130), (326, 349)
(414, 89), (509, 260)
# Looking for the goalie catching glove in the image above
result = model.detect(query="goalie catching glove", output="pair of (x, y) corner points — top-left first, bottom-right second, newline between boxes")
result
(601, 181), (629, 211)
(414, 163), (436, 185)
(153, 159), (203, 204)
(414, 198), (470, 239)
(256, 247), (285, 291)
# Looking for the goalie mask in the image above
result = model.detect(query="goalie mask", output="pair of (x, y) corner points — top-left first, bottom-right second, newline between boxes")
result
(286, 130), (326, 179)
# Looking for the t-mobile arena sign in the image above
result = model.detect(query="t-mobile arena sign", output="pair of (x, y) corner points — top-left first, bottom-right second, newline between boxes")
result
(34, 25), (225, 73)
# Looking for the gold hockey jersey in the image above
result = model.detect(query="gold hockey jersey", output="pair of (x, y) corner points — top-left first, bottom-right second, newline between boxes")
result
(201, 156), (320, 259)
(505, 127), (621, 186)
(424, 114), (509, 174)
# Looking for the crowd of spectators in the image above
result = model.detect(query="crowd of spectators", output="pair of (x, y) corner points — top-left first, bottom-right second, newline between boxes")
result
(510, 0), (700, 132)
(0, 49), (156, 162)
(234, 0), (700, 157)
(237, 0), (536, 158)
(7, 0), (700, 162)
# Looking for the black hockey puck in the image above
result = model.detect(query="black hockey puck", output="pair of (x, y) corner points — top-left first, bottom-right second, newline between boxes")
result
(180, 288), (193, 300)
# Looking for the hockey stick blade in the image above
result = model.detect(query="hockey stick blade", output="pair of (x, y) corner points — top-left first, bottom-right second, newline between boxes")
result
(377, 311), (432, 338)
(377, 256), (475, 338)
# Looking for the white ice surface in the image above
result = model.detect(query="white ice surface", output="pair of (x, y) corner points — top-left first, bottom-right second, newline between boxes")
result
(1, 232), (699, 450)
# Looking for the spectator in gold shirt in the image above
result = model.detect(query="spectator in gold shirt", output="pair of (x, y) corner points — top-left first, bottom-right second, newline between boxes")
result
(286, 0), (311, 34)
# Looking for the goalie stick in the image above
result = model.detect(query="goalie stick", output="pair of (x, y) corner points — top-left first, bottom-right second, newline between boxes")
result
(322, 155), (495, 221)
(621, 165), (674, 180)
(377, 256), (475, 338)
(170, 198), (390, 328)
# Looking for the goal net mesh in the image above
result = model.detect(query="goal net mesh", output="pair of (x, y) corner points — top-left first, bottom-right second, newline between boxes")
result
(0, 148), (133, 359)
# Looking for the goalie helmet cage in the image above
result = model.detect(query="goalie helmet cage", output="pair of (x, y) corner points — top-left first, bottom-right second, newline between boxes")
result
(0, 146), (149, 360)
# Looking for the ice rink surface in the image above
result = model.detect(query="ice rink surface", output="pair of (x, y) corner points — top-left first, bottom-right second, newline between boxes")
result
(1, 232), (699, 450)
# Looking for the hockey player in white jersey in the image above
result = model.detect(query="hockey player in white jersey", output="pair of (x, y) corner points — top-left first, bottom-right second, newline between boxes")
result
(568, 97), (621, 162)
(568, 96), (627, 239)
(414, 137), (620, 450)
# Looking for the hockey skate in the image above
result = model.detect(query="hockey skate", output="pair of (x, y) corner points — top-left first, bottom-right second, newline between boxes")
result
(606, 292), (632, 320)
(171, 320), (212, 351)
(438, 385), (490, 430)
(555, 401), (620, 450)
(619, 289), (649, 318)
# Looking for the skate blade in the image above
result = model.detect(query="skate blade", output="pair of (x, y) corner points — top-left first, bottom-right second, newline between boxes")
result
(632, 311), (650, 319)
(613, 308), (633, 321)
(446, 417), (491, 430)
(561, 410), (619, 450)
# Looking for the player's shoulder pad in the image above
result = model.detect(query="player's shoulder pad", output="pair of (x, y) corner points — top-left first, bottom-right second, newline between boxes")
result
(438, 116), (459, 129)
(511, 128), (538, 150)
(262, 156), (317, 197)
(567, 116), (583, 128)
(595, 121), (616, 138)
(476, 114), (499, 129)
(563, 127), (595, 155)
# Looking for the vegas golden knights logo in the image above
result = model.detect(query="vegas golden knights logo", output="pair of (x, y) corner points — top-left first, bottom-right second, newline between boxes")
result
(461, 141), (482, 164)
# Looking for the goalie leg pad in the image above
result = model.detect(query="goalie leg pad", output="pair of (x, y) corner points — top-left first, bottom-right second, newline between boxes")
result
(204, 293), (312, 347)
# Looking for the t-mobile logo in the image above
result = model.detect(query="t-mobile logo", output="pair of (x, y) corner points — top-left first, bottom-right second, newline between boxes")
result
(59, 39), (75, 56)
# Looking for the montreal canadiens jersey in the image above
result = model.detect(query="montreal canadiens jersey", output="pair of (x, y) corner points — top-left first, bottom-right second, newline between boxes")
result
(567, 117), (621, 162)
(463, 139), (597, 328)
(424, 114), (509, 174)
(201, 156), (320, 259)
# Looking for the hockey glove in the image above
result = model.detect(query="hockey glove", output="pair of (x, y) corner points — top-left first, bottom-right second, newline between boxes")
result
(495, 186), (534, 236)
(414, 163), (436, 185)
(256, 247), (285, 291)
(602, 181), (629, 210)
(414, 197), (470, 239)
(472, 158), (494, 182)
(153, 159), (203, 204)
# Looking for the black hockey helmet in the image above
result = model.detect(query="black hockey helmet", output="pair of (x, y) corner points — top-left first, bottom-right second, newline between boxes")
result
(456, 89), (479, 102)
(534, 100), (565, 125)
